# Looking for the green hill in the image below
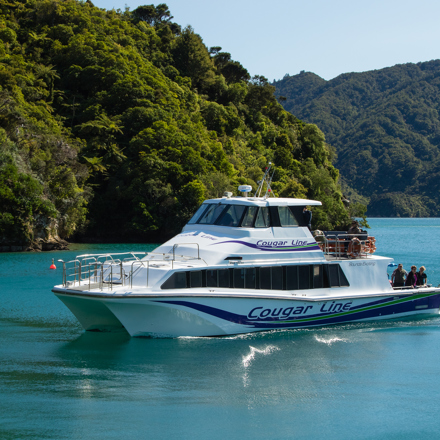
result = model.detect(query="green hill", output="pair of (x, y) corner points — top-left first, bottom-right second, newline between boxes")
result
(0, 0), (356, 250)
(274, 62), (440, 216)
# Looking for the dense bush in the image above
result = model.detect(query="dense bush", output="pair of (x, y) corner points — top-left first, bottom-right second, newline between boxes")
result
(0, 0), (355, 247)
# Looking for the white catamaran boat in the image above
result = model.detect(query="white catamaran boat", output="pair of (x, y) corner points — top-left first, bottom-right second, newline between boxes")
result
(53, 166), (440, 337)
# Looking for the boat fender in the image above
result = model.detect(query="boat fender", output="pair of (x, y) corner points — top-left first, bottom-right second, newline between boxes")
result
(367, 236), (376, 254)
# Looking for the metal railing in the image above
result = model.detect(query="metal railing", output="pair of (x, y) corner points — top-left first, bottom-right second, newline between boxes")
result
(314, 232), (377, 259)
(58, 247), (208, 291)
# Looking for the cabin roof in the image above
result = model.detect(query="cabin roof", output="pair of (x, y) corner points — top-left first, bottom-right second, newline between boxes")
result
(204, 197), (322, 206)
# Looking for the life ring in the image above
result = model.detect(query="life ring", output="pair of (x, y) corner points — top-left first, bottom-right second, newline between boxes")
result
(348, 237), (362, 258)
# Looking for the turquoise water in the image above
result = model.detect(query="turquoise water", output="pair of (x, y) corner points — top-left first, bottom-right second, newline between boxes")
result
(1, 220), (440, 440)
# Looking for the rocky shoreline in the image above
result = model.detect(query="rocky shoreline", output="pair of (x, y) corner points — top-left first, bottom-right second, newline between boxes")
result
(0, 237), (69, 253)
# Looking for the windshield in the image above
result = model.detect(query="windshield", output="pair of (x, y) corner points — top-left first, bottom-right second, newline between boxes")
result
(198, 204), (226, 224)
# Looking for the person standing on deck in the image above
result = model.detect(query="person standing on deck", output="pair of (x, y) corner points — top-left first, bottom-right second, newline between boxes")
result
(391, 264), (407, 287)
(303, 207), (312, 230)
(416, 266), (427, 286)
(405, 265), (418, 287)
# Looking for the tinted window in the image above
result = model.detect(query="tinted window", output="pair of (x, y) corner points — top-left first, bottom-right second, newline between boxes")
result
(272, 266), (283, 290)
(188, 204), (209, 224)
(241, 206), (258, 227)
(162, 264), (348, 290)
(218, 269), (230, 288)
(217, 205), (246, 227)
(190, 271), (203, 288)
(338, 266), (349, 287)
(327, 265), (340, 287)
(260, 267), (271, 290)
(244, 268), (256, 289)
(198, 204), (226, 224)
(234, 269), (245, 288)
(255, 207), (271, 228)
(278, 206), (299, 226)
(206, 269), (217, 287)
(298, 265), (312, 289)
(161, 272), (187, 289)
(286, 266), (298, 290)
(313, 265), (324, 288)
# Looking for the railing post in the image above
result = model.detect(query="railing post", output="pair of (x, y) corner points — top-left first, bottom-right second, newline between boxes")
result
(120, 261), (123, 286)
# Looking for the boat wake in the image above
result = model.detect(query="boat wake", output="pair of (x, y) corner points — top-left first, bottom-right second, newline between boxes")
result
(314, 335), (348, 345)
(242, 345), (279, 368)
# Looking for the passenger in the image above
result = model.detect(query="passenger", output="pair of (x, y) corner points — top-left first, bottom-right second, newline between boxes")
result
(303, 207), (312, 230)
(347, 220), (362, 235)
(345, 220), (362, 252)
(391, 264), (407, 287)
(416, 266), (427, 286)
(405, 265), (418, 287)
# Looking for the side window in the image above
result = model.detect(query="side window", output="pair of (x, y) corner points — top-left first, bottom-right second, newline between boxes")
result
(218, 269), (230, 288)
(233, 269), (245, 288)
(241, 206), (258, 227)
(255, 207), (271, 228)
(313, 265), (325, 288)
(190, 271), (203, 288)
(278, 206), (299, 227)
(327, 265), (340, 287)
(244, 268), (256, 289)
(286, 266), (298, 290)
(298, 265), (312, 289)
(259, 267), (271, 289)
(198, 204), (226, 224)
(272, 266), (283, 290)
(161, 272), (188, 289)
(325, 265), (350, 287)
(259, 266), (283, 290)
(206, 269), (230, 288)
(338, 266), (349, 287)
(286, 266), (311, 289)
(206, 269), (217, 287)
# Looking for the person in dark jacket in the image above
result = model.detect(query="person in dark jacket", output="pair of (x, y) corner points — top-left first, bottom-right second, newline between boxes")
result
(391, 264), (407, 287)
(347, 220), (362, 235)
(416, 266), (427, 286)
(303, 207), (312, 230)
(405, 265), (418, 287)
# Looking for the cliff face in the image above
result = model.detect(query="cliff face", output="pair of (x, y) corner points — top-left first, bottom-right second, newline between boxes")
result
(0, 217), (69, 252)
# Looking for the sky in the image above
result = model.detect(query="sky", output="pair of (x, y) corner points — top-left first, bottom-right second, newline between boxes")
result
(91, 0), (440, 81)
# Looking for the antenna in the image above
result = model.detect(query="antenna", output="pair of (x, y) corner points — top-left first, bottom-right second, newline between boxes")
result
(254, 162), (275, 198)
(264, 167), (275, 199)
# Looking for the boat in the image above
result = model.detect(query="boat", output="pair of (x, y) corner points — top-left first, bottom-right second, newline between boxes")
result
(52, 165), (440, 337)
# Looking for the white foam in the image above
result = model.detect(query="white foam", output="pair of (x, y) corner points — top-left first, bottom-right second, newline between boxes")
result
(314, 335), (347, 345)
(242, 345), (280, 368)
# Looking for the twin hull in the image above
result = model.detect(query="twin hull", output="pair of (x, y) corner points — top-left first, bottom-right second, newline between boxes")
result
(54, 289), (440, 337)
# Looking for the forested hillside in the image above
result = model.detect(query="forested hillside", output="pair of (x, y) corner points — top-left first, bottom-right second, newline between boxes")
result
(274, 62), (440, 217)
(0, 0), (356, 250)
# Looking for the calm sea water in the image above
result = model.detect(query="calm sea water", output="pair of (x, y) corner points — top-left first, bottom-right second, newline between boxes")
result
(1, 219), (440, 440)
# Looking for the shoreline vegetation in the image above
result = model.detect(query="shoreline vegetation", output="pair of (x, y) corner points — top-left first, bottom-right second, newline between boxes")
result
(274, 64), (440, 218)
(1, 1), (365, 252)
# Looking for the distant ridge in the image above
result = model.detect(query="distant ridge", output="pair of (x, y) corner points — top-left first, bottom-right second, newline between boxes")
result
(274, 61), (440, 216)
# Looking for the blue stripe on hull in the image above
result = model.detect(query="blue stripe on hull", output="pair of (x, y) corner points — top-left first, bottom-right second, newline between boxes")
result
(154, 293), (440, 331)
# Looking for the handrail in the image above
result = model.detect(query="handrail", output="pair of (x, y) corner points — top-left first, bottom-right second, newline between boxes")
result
(314, 232), (376, 259)
(58, 244), (242, 291)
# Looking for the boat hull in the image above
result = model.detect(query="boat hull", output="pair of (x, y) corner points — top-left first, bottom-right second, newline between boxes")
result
(53, 289), (440, 337)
